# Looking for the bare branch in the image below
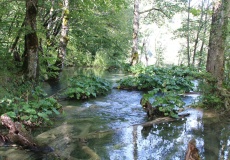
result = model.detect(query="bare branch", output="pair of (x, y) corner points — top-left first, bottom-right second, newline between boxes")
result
(139, 7), (170, 18)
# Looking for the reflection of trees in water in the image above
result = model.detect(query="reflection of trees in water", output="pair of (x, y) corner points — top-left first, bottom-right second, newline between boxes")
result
(132, 126), (138, 160)
(203, 119), (230, 160)
(218, 127), (230, 159)
(140, 121), (188, 159)
(139, 117), (229, 159)
(46, 80), (62, 95)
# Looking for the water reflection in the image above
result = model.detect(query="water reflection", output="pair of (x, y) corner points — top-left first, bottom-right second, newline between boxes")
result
(42, 71), (230, 160)
(65, 88), (228, 160)
(1, 71), (229, 160)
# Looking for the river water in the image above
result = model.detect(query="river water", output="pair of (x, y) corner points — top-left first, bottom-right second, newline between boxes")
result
(0, 68), (229, 160)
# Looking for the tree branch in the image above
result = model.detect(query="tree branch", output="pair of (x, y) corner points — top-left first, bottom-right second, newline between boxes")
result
(139, 7), (169, 18)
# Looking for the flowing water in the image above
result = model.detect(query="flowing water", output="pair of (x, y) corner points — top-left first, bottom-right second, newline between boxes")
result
(0, 69), (229, 160)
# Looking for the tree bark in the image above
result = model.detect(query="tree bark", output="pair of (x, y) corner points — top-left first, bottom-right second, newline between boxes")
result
(0, 114), (53, 153)
(187, 0), (191, 66)
(206, 0), (229, 86)
(198, 0), (210, 70)
(130, 0), (139, 66)
(9, 18), (25, 57)
(55, 0), (69, 70)
(192, 0), (205, 67)
(44, 0), (61, 47)
(23, 0), (39, 81)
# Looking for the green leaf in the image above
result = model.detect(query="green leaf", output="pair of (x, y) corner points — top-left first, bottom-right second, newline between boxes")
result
(190, 8), (201, 16)
(21, 115), (29, 120)
(6, 111), (16, 118)
(52, 108), (60, 115)
(38, 112), (49, 120)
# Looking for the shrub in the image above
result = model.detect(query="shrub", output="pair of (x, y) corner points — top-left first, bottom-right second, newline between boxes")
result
(64, 75), (112, 99)
(117, 65), (199, 119)
(142, 88), (185, 118)
(0, 86), (62, 125)
(117, 65), (195, 93)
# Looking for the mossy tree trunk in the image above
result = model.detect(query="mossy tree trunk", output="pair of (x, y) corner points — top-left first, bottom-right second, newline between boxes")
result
(206, 0), (229, 86)
(186, 0), (191, 66)
(55, 0), (69, 70)
(23, 0), (39, 81)
(130, 0), (139, 66)
(206, 0), (230, 110)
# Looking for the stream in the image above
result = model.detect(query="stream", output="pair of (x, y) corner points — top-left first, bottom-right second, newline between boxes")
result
(0, 69), (229, 160)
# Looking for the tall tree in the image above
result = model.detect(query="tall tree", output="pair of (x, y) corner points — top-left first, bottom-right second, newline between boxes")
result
(187, 0), (191, 66)
(55, 0), (69, 70)
(206, 0), (230, 86)
(130, 0), (185, 66)
(198, 0), (210, 70)
(130, 0), (140, 66)
(192, 0), (204, 67)
(23, 0), (39, 81)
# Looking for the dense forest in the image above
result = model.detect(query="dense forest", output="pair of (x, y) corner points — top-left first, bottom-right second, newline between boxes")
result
(0, 0), (229, 159)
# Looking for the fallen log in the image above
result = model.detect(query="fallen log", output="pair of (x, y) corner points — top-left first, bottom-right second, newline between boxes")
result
(137, 117), (175, 127)
(0, 114), (53, 153)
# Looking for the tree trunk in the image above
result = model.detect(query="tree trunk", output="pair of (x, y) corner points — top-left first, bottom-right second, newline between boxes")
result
(44, 0), (60, 47)
(130, 0), (139, 66)
(0, 114), (53, 153)
(186, 0), (191, 66)
(192, 0), (205, 67)
(206, 0), (229, 86)
(23, 0), (39, 81)
(198, 0), (210, 70)
(9, 18), (25, 57)
(55, 0), (69, 70)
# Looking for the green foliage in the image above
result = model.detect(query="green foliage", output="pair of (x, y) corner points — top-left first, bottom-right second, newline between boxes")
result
(0, 86), (62, 125)
(173, 1), (211, 67)
(190, 8), (201, 16)
(67, 4), (132, 70)
(64, 75), (112, 100)
(142, 0), (185, 25)
(117, 65), (195, 93)
(143, 89), (185, 118)
(93, 49), (125, 69)
(197, 75), (225, 109)
(118, 65), (199, 118)
(0, 0), (131, 81)
(224, 25), (230, 87)
(128, 63), (146, 75)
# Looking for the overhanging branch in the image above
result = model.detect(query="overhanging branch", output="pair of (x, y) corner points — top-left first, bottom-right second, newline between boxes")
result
(139, 7), (170, 18)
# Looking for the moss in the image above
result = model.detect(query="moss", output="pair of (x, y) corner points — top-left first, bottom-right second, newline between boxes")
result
(64, 9), (69, 16)
(63, 36), (69, 42)
(63, 17), (69, 26)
